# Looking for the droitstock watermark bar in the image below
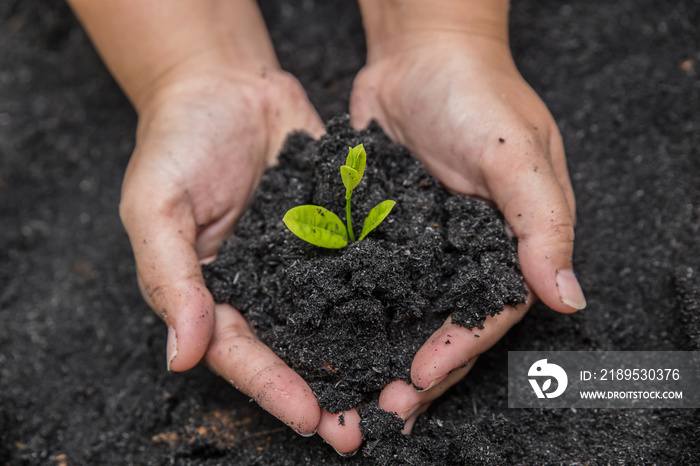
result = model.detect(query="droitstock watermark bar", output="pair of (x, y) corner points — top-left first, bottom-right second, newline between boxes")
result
(508, 351), (700, 408)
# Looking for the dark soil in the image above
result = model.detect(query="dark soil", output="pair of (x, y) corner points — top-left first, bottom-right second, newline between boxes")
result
(1, 0), (699, 465)
(203, 117), (526, 413)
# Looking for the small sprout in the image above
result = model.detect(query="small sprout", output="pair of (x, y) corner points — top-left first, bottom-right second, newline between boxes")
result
(283, 205), (348, 248)
(283, 144), (396, 248)
(358, 199), (395, 241)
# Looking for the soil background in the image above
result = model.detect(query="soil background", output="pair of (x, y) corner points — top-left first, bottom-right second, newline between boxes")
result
(1, 0), (698, 464)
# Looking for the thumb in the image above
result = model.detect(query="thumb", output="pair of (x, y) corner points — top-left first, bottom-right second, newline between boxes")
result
(121, 186), (215, 372)
(348, 66), (385, 132)
(486, 139), (586, 313)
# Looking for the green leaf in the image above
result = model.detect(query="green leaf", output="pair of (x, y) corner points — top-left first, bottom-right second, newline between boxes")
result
(345, 144), (366, 184)
(340, 165), (359, 197)
(283, 205), (348, 249)
(358, 200), (396, 241)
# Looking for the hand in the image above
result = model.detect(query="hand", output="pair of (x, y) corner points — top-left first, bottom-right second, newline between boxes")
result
(350, 27), (586, 430)
(68, 0), (364, 453)
(119, 65), (367, 447)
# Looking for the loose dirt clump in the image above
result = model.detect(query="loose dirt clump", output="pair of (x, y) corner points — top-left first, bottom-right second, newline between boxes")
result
(204, 117), (526, 413)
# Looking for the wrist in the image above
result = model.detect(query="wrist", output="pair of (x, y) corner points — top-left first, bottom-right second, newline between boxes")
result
(130, 33), (280, 116)
(134, 53), (278, 118)
(68, 0), (280, 113)
(358, 0), (511, 62)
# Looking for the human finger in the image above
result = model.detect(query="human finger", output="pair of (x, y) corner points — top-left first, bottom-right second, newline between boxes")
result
(377, 298), (530, 435)
(316, 409), (363, 456)
(483, 135), (585, 313)
(120, 175), (215, 372)
(379, 361), (476, 434)
(548, 129), (577, 221)
(205, 304), (321, 436)
(411, 300), (531, 391)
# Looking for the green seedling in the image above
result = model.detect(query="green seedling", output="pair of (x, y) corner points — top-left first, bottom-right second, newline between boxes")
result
(283, 144), (396, 249)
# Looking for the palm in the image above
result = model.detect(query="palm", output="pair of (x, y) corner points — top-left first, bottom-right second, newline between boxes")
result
(119, 70), (356, 440)
(351, 43), (572, 206)
(123, 71), (323, 261)
(349, 39), (579, 432)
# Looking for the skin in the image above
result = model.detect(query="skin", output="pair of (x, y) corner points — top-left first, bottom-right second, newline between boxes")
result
(67, 0), (361, 450)
(352, 0), (585, 433)
(68, 0), (585, 455)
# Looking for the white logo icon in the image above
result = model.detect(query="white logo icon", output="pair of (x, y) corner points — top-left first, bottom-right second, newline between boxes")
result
(528, 359), (568, 398)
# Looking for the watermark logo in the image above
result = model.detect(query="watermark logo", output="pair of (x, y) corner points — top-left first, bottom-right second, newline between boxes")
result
(528, 358), (568, 398)
(509, 351), (698, 408)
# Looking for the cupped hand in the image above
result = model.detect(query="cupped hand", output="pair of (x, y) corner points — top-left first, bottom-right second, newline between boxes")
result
(119, 65), (362, 449)
(349, 32), (586, 430)
(121, 64), (323, 370)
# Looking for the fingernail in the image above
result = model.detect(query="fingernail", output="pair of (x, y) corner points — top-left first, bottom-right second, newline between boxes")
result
(400, 403), (421, 420)
(415, 374), (446, 392)
(295, 428), (316, 438)
(167, 326), (178, 371)
(402, 414), (419, 435)
(332, 446), (359, 457)
(556, 269), (587, 310)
